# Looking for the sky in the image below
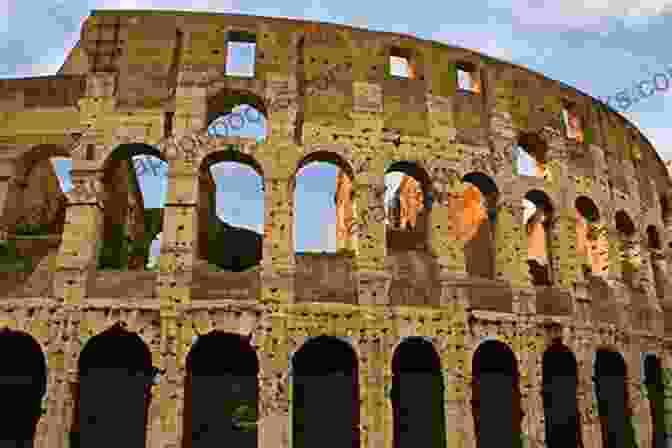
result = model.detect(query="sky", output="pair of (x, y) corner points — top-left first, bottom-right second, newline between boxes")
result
(2, 0), (672, 257)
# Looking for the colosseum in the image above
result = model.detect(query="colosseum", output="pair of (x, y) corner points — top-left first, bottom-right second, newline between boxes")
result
(0, 8), (671, 448)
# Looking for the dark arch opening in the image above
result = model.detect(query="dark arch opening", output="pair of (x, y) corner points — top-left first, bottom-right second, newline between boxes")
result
(292, 336), (359, 448)
(644, 354), (666, 448)
(647, 226), (661, 250)
(542, 342), (581, 448)
(575, 197), (600, 223)
(385, 161), (432, 251)
(199, 150), (264, 271)
(472, 340), (522, 448)
(594, 349), (636, 448)
(614, 211), (636, 236)
(73, 323), (155, 448)
(525, 190), (554, 286)
(0, 329), (47, 448)
(462, 172), (498, 280)
(182, 331), (259, 448)
(391, 337), (445, 448)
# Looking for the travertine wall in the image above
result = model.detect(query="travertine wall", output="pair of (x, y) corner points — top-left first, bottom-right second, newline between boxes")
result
(0, 8), (671, 448)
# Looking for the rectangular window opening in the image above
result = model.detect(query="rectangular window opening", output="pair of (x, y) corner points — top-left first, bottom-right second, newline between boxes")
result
(389, 47), (415, 79)
(225, 31), (257, 78)
(457, 63), (481, 93)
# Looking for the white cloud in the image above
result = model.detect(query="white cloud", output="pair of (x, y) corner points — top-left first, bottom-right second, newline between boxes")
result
(501, 0), (672, 29)
(95, 0), (239, 11)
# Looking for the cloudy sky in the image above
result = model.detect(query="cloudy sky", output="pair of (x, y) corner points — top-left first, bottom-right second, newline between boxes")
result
(2, 0), (672, 255)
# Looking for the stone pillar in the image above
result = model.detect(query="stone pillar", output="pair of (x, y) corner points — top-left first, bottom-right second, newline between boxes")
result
(358, 336), (385, 448)
(257, 310), (290, 448)
(606, 225), (624, 284)
(352, 181), (389, 306)
(574, 330), (599, 448)
(35, 308), (79, 448)
(53, 163), (105, 305)
(495, 200), (532, 311)
(261, 175), (295, 304)
(432, 173), (467, 279)
(550, 209), (580, 291)
(156, 156), (200, 448)
(518, 326), (545, 448)
(156, 315), (186, 448)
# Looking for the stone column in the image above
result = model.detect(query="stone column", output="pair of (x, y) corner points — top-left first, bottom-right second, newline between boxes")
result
(261, 175), (295, 304)
(358, 335), (385, 448)
(53, 163), (105, 305)
(606, 224), (625, 284)
(432, 173), (467, 278)
(495, 200), (532, 313)
(352, 181), (389, 306)
(550, 209), (580, 291)
(257, 309), (291, 448)
(34, 306), (79, 448)
(517, 326), (545, 448)
(574, 330), (598, 448)
(155, 155), (200, 448)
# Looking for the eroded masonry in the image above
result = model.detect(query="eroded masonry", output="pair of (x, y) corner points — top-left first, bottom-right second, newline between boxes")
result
(1, 8), (672, 448)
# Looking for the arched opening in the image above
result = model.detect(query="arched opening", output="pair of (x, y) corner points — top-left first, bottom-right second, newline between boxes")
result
(293, 152), (358, 303)
(198, 150), (264, 272)
(385, 161), (432, 251)
(615, 210), (637, 287)
(646, 225), (667, 299)
(391, 337), (446, 448)
(130, 154), (167, 271)
(460, 172), (498, 280)
(98, 143), (166, 272)
(524, 190), (553, 286)
(514, 133), (547, 178)
(294, 152), (354, 254)
(594, 349), (636, 448)
(206, 89), (267, 142)
(542, 341), (581, 448)
(0, 328), (47, 447)
(575, 196), (607, 277)
(472, 340), (522, 448)
(644, 354), (666, 448)
(0, 145), (70, 297)
(182, 331), (259, 448)
(73, 323), (155, 448)
(292, 336), (359, 448)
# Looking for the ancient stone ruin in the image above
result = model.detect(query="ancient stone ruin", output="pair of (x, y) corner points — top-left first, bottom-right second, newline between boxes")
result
(0, 8), (671, 448)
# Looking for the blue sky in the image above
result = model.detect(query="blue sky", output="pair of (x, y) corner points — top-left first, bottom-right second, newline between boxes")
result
(2, 0), (672, 255)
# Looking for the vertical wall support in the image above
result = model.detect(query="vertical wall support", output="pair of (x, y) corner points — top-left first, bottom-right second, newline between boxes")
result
(261, 175), (295, 304)
(53, 164), (105, 305)
(352, 180), (389, 306)
(155, 154), (200, 448)
(432, 173), (467, 279)
(495, 200), (532, 302)
(550, 209), (580, 290)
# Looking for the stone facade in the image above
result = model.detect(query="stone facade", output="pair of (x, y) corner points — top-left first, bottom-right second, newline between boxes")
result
(0, 8), (671, 448)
